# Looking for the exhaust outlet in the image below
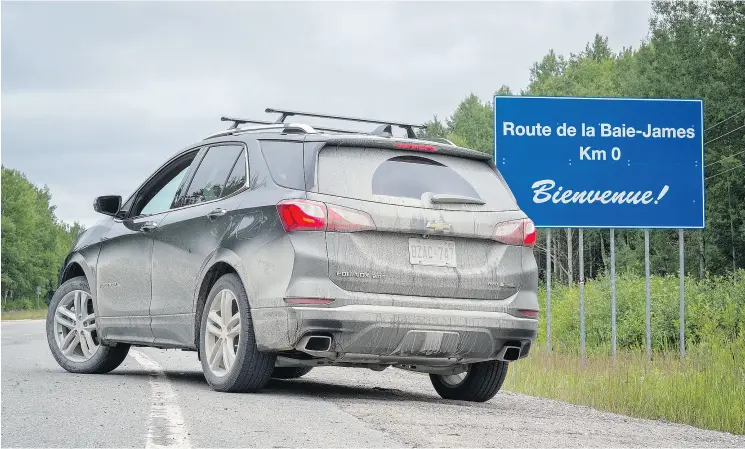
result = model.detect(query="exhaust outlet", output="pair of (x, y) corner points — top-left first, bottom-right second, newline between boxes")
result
(295, 335), (334, 357)
(496, 345), (522, 362)
(305, 336), (332, 352)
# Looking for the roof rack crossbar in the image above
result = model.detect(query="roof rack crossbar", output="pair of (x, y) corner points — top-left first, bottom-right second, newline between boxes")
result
(220, 116), (360, 135)
(221, 116), (275, 129)
(266, 108), (425, 138)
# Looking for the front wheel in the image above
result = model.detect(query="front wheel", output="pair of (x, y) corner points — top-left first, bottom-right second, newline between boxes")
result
(46, 276), (130, 374)
(199, 273), (276, 392)
(430, 361), (509, 402)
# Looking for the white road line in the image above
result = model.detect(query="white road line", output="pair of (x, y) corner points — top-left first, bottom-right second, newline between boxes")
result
(130, 350), (192, 449)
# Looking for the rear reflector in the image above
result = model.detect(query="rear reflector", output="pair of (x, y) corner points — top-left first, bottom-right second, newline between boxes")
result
(277, 200), (376, 233)
(493, 218), (537, 247)
(395, 142), (437, 152)
(284, 297), (334, 305)
(518, 309), (539, 319)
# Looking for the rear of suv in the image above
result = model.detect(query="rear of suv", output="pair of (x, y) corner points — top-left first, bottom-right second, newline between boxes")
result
(46, 108), (538, 403)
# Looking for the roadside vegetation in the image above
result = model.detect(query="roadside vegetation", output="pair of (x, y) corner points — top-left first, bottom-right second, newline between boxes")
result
(1, 168), (85, 304)
(504, 273), (745, 435)
(2, 309), (48, 321)
(1, 298), (49, 321)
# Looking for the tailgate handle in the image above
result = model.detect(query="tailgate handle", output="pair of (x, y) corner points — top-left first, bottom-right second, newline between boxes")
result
(207, 208), (228, 220)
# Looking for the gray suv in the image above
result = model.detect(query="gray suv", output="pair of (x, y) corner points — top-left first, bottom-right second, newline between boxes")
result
(46, 108), (538, 402)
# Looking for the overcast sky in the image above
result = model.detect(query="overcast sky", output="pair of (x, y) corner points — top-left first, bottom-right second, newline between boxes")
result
(2, 1), (652, 227)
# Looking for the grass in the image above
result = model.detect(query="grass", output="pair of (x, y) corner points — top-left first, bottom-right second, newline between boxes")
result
(503, 344), (745, 435)
(1, 308), (48, 321)
(503, 271), (745, 434)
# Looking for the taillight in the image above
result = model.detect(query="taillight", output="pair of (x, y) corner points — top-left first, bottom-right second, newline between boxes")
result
(327, 204), (376, 232)
(493, 218), (536, 247)
(395, 142), (437, 152)
(277, 200), (376, 233)
(277, 200), (326, 232)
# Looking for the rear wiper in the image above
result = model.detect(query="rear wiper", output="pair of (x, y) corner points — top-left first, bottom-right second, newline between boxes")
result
(429, 193), (485, 205)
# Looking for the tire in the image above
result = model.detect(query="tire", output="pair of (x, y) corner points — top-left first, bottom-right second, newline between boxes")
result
(430, 361), (509, 402)
(199, 273), (276, 392)
(46, 276), (130, 374)
(271, 366), (313, 379)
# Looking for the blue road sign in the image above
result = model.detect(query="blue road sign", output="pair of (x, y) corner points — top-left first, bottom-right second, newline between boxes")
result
(494, 96), (704, 229)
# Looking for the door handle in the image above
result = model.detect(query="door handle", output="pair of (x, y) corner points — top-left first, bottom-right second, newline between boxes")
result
(140, 221), (159, 232)
(207, 208), (228, 221)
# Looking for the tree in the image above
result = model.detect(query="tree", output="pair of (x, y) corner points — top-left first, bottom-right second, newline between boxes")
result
(1, 167), (82, 300)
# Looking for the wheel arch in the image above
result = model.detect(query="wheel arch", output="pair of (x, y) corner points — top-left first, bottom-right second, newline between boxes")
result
(60, 253), (95, 289)
(60, 260), (86, 284)
(193, 248), (255, 349)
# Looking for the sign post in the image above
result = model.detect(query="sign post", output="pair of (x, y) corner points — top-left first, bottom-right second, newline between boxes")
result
(546, 229), (552, 353)
(610, 228), (617, 358)
(679, 230), (686, 360)
(645, 230), (652, 360)
(36, 285), (42, 309)
(494, 96), (704, 358)
(579, 229), (585, 360)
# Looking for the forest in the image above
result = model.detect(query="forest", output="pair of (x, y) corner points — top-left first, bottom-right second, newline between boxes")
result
(1, 167), (84, 308)
(420, 0), (745, 281)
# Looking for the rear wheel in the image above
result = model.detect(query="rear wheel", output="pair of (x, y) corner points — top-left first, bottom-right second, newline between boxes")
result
(46, 276), (129, 374)
(199, 273), (276, 392)
(271, 366), (313, 379)
(430, 361), (508, 402)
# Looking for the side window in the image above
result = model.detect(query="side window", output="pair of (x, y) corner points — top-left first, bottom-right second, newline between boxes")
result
(132, 152), (197, 217)
(140, 165), (190, 216)
(178, 145), (243, 207)
(259, 140), (305, 190)
(222, 149), (248, 197)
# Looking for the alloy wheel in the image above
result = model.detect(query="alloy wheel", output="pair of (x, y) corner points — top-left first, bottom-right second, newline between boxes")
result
(204, 289), (241, 377)
(53, 290), (99, 362)
(440, 370), (468, 387)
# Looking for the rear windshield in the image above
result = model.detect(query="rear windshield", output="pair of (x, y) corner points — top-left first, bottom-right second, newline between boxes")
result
(318, 146), (518, 211)
(372, 156), (480, 200)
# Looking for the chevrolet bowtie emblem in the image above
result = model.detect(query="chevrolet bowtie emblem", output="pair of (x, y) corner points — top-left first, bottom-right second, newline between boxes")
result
(426, 220), (452, 233)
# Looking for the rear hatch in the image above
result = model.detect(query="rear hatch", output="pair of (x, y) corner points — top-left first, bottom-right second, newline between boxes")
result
(307, 144), (532, 300)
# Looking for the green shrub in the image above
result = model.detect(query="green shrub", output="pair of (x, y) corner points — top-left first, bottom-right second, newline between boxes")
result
(1, 298), (46, 312)
(537, 270), (745, 354)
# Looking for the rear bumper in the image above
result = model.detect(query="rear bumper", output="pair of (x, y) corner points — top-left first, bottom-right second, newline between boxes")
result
(252, 302), (538, 365)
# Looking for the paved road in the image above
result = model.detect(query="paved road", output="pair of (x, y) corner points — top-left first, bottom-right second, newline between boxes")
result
(2, 320), (744, 448)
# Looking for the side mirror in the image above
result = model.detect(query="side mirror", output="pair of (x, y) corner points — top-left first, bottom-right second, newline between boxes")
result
(93, 195), (122, 216)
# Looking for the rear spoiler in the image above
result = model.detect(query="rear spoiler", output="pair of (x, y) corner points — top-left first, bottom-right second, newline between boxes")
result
(314, 135), (492, 161)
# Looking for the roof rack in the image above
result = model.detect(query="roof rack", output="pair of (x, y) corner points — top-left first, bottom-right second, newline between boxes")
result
(265, 108), (425, 138)
(206, 108), (427, 140)
(220, 116), (359, 135)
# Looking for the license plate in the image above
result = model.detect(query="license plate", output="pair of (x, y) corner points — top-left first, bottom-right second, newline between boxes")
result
(408, 238), (457, 267)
